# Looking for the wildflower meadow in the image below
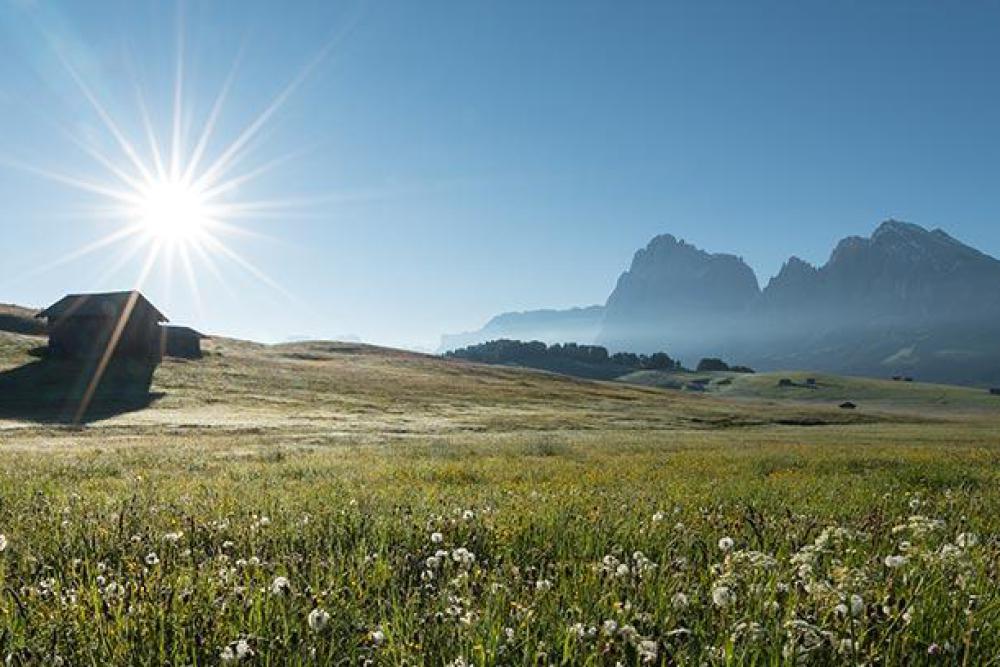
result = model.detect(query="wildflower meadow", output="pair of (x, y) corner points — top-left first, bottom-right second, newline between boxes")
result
(0, 338), (997, 665)
(0, 426), (996, 665)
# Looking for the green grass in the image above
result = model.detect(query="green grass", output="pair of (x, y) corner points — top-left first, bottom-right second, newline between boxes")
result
(0, 332), (998, 664)
(622, 369), (1000, 418)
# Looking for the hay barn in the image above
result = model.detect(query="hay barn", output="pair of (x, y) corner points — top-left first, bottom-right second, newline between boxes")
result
(38, 291), (167, 362)
(160, 325), (207, 359)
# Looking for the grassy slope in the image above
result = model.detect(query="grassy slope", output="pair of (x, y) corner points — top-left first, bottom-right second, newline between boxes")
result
(0, 333), (894, 432)
(0, 303), (44, 335)
(621, 368), (1000, 418)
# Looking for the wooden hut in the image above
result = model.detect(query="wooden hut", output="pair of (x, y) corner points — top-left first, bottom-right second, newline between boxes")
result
(160, 325), (207, 359)
(37, 291), (167, 362)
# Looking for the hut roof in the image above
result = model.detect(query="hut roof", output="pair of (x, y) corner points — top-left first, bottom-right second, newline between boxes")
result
(38, 291), (168, 323)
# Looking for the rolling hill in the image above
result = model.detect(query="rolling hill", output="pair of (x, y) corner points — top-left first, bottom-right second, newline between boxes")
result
(621, 368), (1000, 418)
(0, 327), (896, 431)
(0, 303), (43, 335)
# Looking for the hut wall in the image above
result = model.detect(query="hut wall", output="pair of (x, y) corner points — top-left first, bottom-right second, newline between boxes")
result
(48, 310), (162, 361)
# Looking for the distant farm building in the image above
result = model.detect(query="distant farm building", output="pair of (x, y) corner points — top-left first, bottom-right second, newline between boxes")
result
(805, 378), (817, 386)
(778, 378), (794, 387)
(160, 325), (207, 359)
(839, 401), (857, 410)
(38, 291), (166, 362)
(991, 388), (1000, 396)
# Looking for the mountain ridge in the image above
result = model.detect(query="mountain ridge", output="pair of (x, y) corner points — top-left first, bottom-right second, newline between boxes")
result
(442, 220), (1000, 385)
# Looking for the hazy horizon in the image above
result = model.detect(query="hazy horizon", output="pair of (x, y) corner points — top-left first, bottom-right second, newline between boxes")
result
(2, 1), (999, 350)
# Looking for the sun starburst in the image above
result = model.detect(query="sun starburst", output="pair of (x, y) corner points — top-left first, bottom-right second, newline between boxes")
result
(1, 7), (343, 313)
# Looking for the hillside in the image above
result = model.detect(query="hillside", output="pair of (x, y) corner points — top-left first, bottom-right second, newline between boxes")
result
(621, 368), (1000, 418)
(0, 303), (43, 335)
(0, 330), (893, 431)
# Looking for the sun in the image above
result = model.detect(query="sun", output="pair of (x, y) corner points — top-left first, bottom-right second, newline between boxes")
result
(135, 180), (210, 243)
(5, 5), (340, 304)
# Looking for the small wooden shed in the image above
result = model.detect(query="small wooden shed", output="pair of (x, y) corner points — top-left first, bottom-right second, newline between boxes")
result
(160, 325), (208, 359)
(38, 291), (167, 362)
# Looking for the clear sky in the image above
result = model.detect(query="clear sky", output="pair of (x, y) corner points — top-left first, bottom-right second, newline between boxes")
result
(1, 1), (998, 350)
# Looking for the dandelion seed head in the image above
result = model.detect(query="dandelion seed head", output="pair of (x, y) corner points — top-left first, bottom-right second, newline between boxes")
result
(270, 576), (291, 595)
(308, 607), (330, 631)
(712, 585), (735, 608)
(884, 554), (907, 568)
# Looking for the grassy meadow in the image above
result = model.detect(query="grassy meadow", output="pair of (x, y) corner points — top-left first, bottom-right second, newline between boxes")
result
(0, 332), (998, 664)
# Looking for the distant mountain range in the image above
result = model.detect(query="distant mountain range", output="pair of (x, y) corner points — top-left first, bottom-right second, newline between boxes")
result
(441, 220), (1000, 386)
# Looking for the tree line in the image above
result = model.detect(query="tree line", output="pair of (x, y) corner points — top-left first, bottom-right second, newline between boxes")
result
(445, 339), (682, 371)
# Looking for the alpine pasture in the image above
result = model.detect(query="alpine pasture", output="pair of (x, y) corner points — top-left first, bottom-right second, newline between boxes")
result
(0, 332), (997, 665)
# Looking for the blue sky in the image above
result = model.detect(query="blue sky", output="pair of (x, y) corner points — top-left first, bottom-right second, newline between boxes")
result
(0, 1), (998, 349)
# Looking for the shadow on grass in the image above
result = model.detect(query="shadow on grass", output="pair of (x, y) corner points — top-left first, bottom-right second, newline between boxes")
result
(0, 355), (163, 424)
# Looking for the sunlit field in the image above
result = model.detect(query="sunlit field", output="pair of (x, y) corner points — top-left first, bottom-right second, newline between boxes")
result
(1, 333), (998, 665)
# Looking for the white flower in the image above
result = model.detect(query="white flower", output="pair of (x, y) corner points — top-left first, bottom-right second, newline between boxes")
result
(850, 594), (864, 617)
(308, 607), (330, 631)
(431, 532), (444, 544)
(370, 629), (386, 646)
(615, 563), (630, 578)
(884, 555), (907, 568)
(145, 552), (160, 566)
(271, 576), (291, 595)
(0, 534), (7, 552)
(162, 532), (183, 543)
(220, 639), (253, 663)
(451, 548), (475, 568)
(462, 510), (475, 521)
(956, 532), (979, 548)
(718, 537), (735, 552)
(535, 579), (553, 591)
(601, 619), (618, 635)
(712, 585), (735, 607)
(652, 511), (665, 523)
(671, 592), (689, 610)
(638, 640), (659, 663)
(426, 556), (441, 569)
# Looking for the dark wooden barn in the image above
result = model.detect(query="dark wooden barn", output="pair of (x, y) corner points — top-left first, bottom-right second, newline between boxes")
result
(160, 325), (207, 359)
(37, 291), (167, 362)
